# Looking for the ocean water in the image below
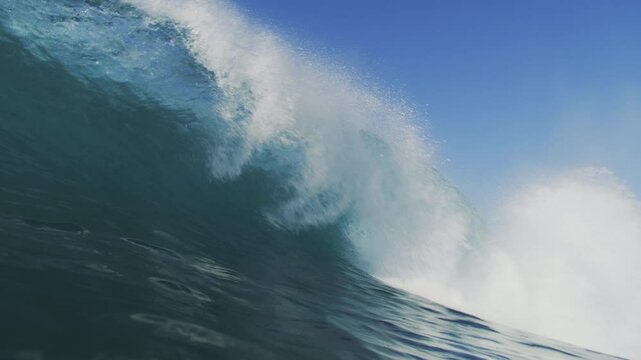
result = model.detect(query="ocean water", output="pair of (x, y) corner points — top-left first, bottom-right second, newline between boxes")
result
(0, 1), (629, 359)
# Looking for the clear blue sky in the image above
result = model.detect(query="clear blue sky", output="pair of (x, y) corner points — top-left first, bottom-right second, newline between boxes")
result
(235, 0), (641, 209)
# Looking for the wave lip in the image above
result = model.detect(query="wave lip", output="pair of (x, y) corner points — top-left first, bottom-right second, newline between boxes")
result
(122, 0), (475, 282)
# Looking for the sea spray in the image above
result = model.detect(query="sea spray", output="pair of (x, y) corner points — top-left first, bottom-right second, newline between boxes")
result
(123, 0), (475, 282)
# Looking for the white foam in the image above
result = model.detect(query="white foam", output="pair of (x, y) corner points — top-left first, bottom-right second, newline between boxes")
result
(483, 168), (641, 357)
(391, 168), (641, 357)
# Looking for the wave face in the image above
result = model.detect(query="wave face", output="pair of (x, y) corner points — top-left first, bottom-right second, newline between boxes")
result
(0, 0), (631, 359)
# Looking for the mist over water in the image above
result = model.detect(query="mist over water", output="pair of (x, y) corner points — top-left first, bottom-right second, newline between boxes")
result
(392, 168), (641, 357)
(478, 168), (641, 356)
(1, 0), (639, 358)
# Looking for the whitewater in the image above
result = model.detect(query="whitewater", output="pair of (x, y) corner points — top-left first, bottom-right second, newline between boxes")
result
(0, 0), (639, 359)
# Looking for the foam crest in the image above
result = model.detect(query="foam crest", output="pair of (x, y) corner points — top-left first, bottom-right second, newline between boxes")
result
(125, 0), (474, 274)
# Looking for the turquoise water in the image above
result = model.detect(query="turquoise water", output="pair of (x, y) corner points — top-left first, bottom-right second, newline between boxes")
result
(0, 1), (625, 359)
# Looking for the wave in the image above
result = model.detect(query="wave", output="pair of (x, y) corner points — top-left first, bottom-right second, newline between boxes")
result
(1, 0), (639, 358)
(3, 0), (474, 280)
